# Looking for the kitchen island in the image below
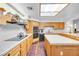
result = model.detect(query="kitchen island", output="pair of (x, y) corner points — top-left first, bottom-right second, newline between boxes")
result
(44, 35), (79, 56)
(59, 33), (79, 41)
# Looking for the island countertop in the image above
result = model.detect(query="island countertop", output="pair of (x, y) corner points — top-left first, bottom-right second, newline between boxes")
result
(45, 35), (79, 45)
(63, 33), (79, 37)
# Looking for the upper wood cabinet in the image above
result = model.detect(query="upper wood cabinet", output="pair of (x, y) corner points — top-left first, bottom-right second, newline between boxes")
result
(32, 21), (39, 26)
(40, 22), (64, 29)
(24, 20), (40, 33)
(0, 14), (12, 24)
(54, 22), (64, 29)
(24, 20), (32, 33)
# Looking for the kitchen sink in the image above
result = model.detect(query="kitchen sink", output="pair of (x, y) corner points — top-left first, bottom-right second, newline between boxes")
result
(5, 35), (28, 41)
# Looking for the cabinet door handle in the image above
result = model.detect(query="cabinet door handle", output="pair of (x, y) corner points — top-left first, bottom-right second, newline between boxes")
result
(8, 54), (10, 56)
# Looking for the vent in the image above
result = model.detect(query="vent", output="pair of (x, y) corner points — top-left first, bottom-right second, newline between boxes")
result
(27, 7), (33, 10)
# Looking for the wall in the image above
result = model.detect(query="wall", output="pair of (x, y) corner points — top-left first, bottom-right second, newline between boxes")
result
(19, 3), (79, 33)
(2, 3), (79, 22)
(1, 3), (79, 34)
(21, 3), (65, 22)
(0, 24), (26, 42)
(0, 3), (28, 19)
(21, 3), (79, 22)
(43, 27), (64, 33)
(9, 3), (28, 19)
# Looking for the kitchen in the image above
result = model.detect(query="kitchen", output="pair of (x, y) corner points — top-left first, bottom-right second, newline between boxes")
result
(1, 3), (79, 56)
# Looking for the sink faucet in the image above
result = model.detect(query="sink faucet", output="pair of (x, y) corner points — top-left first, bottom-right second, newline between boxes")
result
(17, 32), (24, 39)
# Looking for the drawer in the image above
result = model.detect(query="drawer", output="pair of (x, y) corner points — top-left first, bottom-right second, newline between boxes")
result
(4, 44), (20, 56)
(9, 45), (20, 55)
(52, 46), (79, 56)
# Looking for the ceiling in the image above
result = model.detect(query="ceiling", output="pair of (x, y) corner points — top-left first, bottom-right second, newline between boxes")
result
(10, 3), (79, 22)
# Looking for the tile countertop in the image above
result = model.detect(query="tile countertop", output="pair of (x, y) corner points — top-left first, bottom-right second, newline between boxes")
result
(0, 34), (32, 56)
(45, 35), (79, 45)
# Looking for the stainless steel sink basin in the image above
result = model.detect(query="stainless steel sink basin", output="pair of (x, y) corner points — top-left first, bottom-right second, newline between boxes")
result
(5, 35), (28, 41)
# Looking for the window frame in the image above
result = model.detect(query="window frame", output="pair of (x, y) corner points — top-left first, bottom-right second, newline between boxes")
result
(39, 3), (69, 17)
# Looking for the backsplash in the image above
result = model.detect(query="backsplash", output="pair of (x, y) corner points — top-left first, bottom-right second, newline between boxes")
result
(0, 24), (26, 41)
(43, 27), (64, 33)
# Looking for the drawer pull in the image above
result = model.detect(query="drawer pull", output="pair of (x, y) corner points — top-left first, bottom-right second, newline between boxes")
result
(8, 54), (10, 56)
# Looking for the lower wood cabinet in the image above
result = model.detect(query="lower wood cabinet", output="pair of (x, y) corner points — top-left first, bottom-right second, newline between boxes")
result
(20, 39), (27, 56)
(44, 38), (51, 56)
(5, 44), (20, 56)
(51, 46), (79, 56)
(5, 34), (33, 56)
(26, 35), (33, 55)
(44, 39), (79, 56)
(61, 46), (79, 56)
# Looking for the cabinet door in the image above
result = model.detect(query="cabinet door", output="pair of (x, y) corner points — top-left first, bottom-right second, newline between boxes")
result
(55, 46), (63, 56)
(59, 23), (64, 29)
(51, 46), (79, 56)
(5, 50), (20, 56)
(27, 35), (33, 50)
(5, 45), (20, 56)
(10, 51), (20, 56)
(44, 39), (51, 56)
(62, 46), (79, 56)
(14, 51), (20, 56)
(20, 39), (27, 56)
(44, 39), (47, 50)
(9, 45), (20, 56)
(26, 35), (33, 55)
(51, 46), (62, 56)
(32, 21), (39, 26)
(0, 15), (12, 24)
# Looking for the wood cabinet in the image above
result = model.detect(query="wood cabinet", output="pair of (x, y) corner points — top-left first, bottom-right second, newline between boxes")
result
(5, 34), (33, 56)
(44, 38), (79, 56)
(20, 35), (33, 56)
(24, 20), (40, 33)
(59, 23), (64, 29)
(5, 44), (20, 56)
(24, 20), (32, 33)
(44, 38), (51, 56)
(0, 14), (12, 24)
(62, 46), (79, 56)
(54, 22), (64, 29)
(32, 21), (39, 26)
(26, 34), (33, 55)
(51, 46), (79, 56)
(59, 33), (79, 41)
(20, 39), (27, 56)
(40, 22), (64, 29)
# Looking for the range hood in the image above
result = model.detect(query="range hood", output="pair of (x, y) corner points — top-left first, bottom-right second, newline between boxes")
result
(6, 14), (26, 25)
(7, 19), (26, 25)
(17, 19), (26, 25)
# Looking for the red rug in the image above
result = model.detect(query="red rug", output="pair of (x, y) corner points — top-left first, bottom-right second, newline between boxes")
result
(27, 41), (46, 56)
